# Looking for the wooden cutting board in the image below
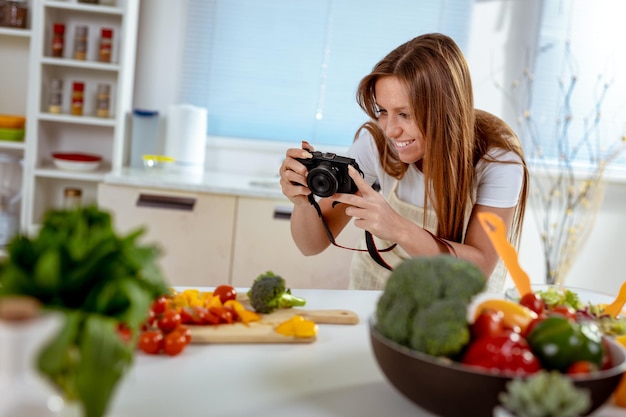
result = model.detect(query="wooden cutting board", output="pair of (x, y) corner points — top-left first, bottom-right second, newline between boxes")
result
(188, 308), (359, 344)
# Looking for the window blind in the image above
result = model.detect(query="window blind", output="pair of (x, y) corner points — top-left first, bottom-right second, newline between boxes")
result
(179, 0), (474, 148)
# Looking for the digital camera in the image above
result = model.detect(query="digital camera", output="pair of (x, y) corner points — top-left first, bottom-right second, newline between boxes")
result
(296, 151), (363, 198)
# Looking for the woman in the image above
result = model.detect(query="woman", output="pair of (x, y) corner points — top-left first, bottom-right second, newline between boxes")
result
(279, 33), (528, 292)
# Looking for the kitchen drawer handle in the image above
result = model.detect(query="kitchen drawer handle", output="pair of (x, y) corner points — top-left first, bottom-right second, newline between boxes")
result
(136, 193), (196, 211)
(273, 205), (292, 220)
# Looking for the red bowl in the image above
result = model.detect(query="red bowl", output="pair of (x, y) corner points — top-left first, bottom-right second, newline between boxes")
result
(51, 152), (102, 162)
(52, 153), (102, 172)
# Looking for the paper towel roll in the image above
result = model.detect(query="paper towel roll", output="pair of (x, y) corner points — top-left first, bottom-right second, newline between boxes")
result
(164, 104), (208, 171)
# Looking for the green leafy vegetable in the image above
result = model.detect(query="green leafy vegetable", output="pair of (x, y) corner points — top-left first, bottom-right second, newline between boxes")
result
(0, 205), (169, 417)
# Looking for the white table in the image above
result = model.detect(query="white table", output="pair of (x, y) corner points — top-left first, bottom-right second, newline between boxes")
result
(108, 289), (625, 417)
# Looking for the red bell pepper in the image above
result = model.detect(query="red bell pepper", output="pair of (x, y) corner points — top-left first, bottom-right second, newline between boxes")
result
(462, 332), (541, 374)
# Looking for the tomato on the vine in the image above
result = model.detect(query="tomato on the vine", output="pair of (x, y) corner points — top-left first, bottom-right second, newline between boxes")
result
(138, 330), (164, 354)
(158, 309), (182, 334)
(164, 329), (188, 356)
(151, 295), (169, 315)
(213, 285), (237, 304)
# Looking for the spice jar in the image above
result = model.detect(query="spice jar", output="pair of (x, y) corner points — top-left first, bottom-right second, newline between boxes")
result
(73, 25), (88, 60)
(51, 23), (65, 58)
(95, 83), (110, 118)
(2, 0), (28, 29)
(71, 82), (84, 116)
(48, 79), (63, 114)
(98, 27), (113, 63)
(63, 188), (82, 209)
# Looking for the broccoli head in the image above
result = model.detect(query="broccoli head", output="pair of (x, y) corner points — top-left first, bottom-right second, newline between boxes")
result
(247, 271), (306, 314)
(375, 256), (486, 358)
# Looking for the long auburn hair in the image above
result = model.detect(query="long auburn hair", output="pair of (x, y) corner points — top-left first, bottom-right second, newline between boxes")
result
(355, 33), (528, 247)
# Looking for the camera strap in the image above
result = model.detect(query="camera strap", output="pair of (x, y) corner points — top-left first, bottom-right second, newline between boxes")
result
(307, 194), (397, 271)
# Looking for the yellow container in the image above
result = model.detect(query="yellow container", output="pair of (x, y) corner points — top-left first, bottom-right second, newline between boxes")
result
(0, 114), (26, 129)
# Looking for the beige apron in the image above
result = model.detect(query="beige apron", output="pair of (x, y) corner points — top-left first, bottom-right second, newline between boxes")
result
(348, 180), (506, 293)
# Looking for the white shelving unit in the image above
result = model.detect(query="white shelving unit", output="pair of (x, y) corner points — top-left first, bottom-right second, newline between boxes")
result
(0, 13), (32, 255)
(22, 0), (139, 234)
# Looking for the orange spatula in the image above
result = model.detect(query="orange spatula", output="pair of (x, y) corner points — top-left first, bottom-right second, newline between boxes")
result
(603, 281), (626, 318)
(477, 212), (532, 297)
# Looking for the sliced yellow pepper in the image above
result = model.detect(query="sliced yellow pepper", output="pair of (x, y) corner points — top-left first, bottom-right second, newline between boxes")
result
(275, 315), (318, 338)
(614, 335), (626, 408)
(237, 309), (261, 325)
(223, 299), (261, 325)
(207, 295), (223, 309)
(473, 299), (538, 334)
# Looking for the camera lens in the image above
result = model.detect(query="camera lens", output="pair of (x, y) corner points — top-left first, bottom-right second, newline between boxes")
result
(307, 164), (339, 198)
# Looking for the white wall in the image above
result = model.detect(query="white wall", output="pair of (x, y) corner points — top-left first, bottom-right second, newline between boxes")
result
(131, 0), (626, 295)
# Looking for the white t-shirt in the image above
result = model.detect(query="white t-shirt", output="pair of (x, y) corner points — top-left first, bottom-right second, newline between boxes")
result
(347, 130), (524, 208)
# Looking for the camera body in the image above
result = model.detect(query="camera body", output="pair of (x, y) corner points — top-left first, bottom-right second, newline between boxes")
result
(296, 151), (363, 198)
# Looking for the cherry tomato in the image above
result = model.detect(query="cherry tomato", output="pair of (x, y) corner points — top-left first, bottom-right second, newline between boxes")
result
(117, 323), (133, 344)
(151, 295), (169, 315)
(179, 307), (196, 325)
(203, 309), (221, 325)
(567, 360), (598, 375)
(209, 306), (234, 324)
(158, 309), (182, 334)
(471, 309), (506, 340)
(213, 285), (237, 304)
(138, 330), (163, 354)
(550, 305), (577, 321)
(164, 330), (188, 356)
(176, 325), (192, 344)
(519, 293), (546, 316)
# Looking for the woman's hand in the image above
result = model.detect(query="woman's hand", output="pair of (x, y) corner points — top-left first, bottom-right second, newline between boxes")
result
(279, 142), (314, 206)
(331, 165), (410, 243)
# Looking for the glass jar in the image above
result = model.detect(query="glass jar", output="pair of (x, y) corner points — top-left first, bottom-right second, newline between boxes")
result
(71, 82), (84, 116)
(48, 79), (63, 114)
(2, 0), (28, 29)
(51, 23), (65, 58)
(73, 25), (88, 61)
(63, 188), (82, 209)
(95, 83), (110, 118)
(98, 27), (113, 63)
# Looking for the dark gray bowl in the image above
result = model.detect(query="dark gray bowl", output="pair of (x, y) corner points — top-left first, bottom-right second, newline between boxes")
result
(370, 319), (626, 417)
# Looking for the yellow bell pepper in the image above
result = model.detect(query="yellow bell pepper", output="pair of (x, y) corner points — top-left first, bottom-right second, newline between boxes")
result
(473, 299), (538, 334)
(224, 299), (261, 325)
(275, 315), (318, 338)
(614, 335), (626, 408)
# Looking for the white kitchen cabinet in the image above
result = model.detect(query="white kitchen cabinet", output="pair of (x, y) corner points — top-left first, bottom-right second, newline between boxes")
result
(97, 183), (237, 287)
(98, 182), (362, 289)
(230, 196), (361, 289)
(22, 0), (139, 234)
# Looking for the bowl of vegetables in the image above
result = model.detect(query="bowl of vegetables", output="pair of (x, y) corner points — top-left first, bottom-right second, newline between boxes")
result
(369, 257), (626, 417)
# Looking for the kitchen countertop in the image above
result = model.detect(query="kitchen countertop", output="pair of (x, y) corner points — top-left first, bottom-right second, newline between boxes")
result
(107, 289), (624, 417)
(103, 168), (285, 199)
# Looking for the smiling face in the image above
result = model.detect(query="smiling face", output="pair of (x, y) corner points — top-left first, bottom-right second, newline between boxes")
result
(374, 76), (425, 164)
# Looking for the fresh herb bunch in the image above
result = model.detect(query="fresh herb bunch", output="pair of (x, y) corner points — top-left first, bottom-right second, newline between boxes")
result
(498, 370), (591, 417)
(0, 205), (169, 417)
